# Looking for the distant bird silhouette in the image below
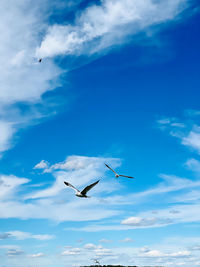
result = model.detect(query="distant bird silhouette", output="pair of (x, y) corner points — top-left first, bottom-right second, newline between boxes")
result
(38, 58), (42, 62)
(64, 180), (99, 198)
(92, 258), (101, 266)
(104, 163), (134, 179)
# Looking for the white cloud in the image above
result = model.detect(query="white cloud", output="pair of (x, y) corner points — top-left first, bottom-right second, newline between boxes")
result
(0, 245), (20, 250)
(182, 127), (200, 153)
(173, 190), (200, 203)
(0, 156), (122, 222)
(61, 244), (113, 261)
(121, 203), (200, 229)
(191, 245), (200, 251)
(0, 233), (11, 239)
(27, 155), (121, 199)
(99, 238), (112, 243)
(0, 0), (62, 104)
(62, 243), (114, 259)
(66, 224), (130, 232)
(141, 249), (191, 258)
(143, 249), (164, 257)
(157, 115), (200, 155)
(7, 231), (54, 241)
(67, 199), (200, 231)
(157, 117), (185, 129)
(0, 198), (120, 222)
(84, 243), (97, 250)
(1, 151), (200, 233)
(0, 0), (193, 158)
(121, 216), (171, 227)
(64, 169), (200, 231)
(170, 251), (191, 257)
(0, 175), (29, 200)
(28, 252), (45, 258)
(83, 243), (113, 256)
(37, 0), (189, 58)
(125, 174), (200, 203)
(0, 0), (62, 156)
(35, 155), (121, 173)
(0, 121), (16, 154)
(62, 248), (81, 256)
(34, 160), (50, 170)
(6, 249), (24, 257)
(120, 237), (134, 243)
(94, 247), (113, 256)
(185, 158), (200, 173)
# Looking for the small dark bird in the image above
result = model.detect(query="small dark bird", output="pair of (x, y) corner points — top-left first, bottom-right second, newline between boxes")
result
(38, 58), (42, 62)
(64, 180), (100, 198)
(105, 163), (134, 179)
(92, 258), (101, 266)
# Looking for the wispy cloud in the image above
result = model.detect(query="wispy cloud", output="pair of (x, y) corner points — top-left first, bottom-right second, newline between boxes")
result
(0, 174), (29, 200)
(6, 231), (54, 241)
(185, 158), (200, 173)
(121, 203), (200, 229)
(0, 0), (62, 156)
(27, 252), (45, 258)
(65, 172), (200, 231)
(0, 0), (194, 159)
(0, 233), (11, 239)
(30, 155), (121, 199)
(37, 0), (190, 58)
(99, 238), (112, 243)
(0, 155), (122, 222)
(6, 249), (24, 257)
(182, 127), (200, 154)
(120, 237), (134, 243)
(62, 247), (81, 256)
(57, 239), (200, 267)
(157, 112), (200, 154)
(34, 160), (50, 170)
(34, 155), (121, 173)
(140, 249), (191, 258)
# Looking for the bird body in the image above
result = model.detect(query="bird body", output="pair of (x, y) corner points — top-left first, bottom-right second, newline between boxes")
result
(75, 191), (90, 198)
(64, 180), (99, 198)
(92, 259), (101, 266)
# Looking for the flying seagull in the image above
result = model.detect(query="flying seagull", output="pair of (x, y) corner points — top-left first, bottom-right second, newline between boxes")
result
(104, 163), (134, 179)
(64, 180), (99, 198)
(92, 259), (101, 266)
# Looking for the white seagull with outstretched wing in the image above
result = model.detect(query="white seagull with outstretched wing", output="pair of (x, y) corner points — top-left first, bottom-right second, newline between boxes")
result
(64, 180), (100, 198)
(105, 163), (134, 179)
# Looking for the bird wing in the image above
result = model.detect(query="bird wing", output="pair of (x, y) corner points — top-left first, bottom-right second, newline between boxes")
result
(104, 163), (117, 174)
(64, 181), (80, 193)
(118, 174), (134, 179)
(81, 180), (100, 195)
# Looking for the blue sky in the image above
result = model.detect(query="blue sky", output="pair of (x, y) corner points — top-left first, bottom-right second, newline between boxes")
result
(0, 0), (200, 266)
